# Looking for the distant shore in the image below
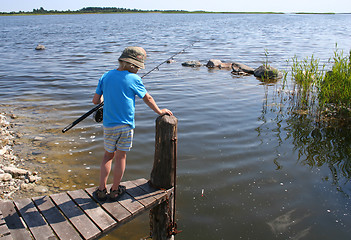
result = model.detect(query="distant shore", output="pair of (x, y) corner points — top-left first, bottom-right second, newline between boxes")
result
(1, 7), (348, 16)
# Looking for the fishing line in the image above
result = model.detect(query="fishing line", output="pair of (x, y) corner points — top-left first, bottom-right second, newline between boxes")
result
(62, 41), (197, 133)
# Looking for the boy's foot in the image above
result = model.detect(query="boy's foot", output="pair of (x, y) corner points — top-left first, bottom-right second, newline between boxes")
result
(109, 185), (126, 201)
(95, 188), (107, 201)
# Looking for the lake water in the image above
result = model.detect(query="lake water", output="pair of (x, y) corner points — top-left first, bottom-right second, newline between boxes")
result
(1, 13), (351, 239)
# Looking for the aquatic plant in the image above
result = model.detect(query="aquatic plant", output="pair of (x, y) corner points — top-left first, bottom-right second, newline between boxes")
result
(283, 48), (351, 123)
(319, 49), (351, 119)
(259, 49), (282, 83)
(289, 54), (324, 112)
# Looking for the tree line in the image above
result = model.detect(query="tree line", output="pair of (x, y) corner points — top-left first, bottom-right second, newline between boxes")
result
(1, 7), (191, 15)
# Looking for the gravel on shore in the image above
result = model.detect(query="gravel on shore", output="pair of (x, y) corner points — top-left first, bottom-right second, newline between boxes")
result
(0, 112), (43, 200)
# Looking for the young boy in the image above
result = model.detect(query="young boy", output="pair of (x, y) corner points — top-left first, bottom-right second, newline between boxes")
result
(92, 46), (173, 201)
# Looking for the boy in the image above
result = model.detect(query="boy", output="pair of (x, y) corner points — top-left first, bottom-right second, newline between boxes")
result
(92, 46), (173, 201)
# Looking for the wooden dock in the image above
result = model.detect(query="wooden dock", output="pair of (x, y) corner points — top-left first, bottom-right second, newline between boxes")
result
(0, 178), (171, 240)
(1, 114), (178, 240)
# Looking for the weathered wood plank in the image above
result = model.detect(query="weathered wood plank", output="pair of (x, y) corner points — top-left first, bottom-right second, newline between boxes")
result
(123, 180), (161, 208)
(0, 225), (10, 238)
(130, 179), (168, 206)
(32, 196), (82, 240)
(50, 192), (101, 240)
(85, 187), (132, 223)
(0, 209), (11, 239)
(0, 226), (13, 240)
(0, 178), (170, 240)
(14, 198), (57, 240)
(107, 183), (145, 216)
(0, 235), (13, 240)
(0, 201), (32, 240)
(67, 189), (116, 232)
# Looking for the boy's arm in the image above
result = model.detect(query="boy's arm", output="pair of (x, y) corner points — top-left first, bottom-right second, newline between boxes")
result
(92, 93), (103, 105)
(143, 93), (173, 116)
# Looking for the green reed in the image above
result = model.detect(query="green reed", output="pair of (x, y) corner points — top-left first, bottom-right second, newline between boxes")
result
(288, 54), (324, 112)
(283, 48), (351, 122)
(319, 49), (351, 118)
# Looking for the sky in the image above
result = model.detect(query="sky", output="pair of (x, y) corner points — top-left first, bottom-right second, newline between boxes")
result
(1, 0), (351, 13)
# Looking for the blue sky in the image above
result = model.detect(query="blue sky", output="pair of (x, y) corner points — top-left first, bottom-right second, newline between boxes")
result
(1, 0), (351, 13)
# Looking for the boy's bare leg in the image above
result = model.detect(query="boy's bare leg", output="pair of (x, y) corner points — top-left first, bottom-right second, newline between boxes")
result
(99, 151), (115, 190)
(111, 149), (127, 191)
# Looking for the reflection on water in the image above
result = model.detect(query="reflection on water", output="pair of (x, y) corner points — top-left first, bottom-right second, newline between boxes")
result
(260, 84), (351, 196)
(287, 114), (351, 194)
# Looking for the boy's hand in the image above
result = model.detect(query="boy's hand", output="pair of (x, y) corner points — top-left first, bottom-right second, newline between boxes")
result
(160, 109), (173, 116)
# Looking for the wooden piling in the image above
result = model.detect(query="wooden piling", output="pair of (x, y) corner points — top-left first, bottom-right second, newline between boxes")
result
(150, 115), (178, 240)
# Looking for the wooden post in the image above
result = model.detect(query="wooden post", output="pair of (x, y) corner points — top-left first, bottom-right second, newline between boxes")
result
(150, 115), (178, 240)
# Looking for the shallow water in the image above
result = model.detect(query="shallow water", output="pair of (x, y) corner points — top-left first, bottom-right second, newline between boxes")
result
(1, 13), (351, 239)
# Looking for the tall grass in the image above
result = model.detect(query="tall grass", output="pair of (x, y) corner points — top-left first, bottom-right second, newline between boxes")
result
(283, 48), (351, 122)
(319, 49), (351, 118)
(289, 55), (324, 111)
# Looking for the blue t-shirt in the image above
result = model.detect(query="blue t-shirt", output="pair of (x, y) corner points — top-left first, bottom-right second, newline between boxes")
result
(95, 69), (147, 128)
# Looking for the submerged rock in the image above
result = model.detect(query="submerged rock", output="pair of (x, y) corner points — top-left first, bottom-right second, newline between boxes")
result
(254, 65), (283, 80)
(182, 60), (202, 67)
(34, 185), (48, 193)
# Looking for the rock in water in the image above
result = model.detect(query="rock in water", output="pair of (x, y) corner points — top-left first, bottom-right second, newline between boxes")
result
(35, 44), (45, 50)
(206, 59), (223, 68)
(206, 59), (233, 69)
(182, 61), (202, 67)
(232, 62), (255, 74)
(254, 65), (283, 80)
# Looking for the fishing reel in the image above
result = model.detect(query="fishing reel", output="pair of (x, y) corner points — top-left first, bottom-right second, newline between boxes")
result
(93, 106), (103, 123)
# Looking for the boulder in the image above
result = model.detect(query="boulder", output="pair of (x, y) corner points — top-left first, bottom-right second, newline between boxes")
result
(27, 175), (42, 183)
(182, 61), (202, 67)
(35, 44), (45, 50)
(206, 59), (232, 69)
(206, 59), (222, 68)
(219, 62), (233, 68)
(254, 65), (283, 80)
(232, 62), (255, 74)
(3, 166), (29, 177)
(0, 173), (12, 181)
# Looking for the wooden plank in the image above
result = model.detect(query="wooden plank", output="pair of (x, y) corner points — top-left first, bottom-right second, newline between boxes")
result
(50, 192), (101, 240)
(128, 179), (168, 207)
(14, 198), (57, 240)
(0, 235), (13, 240)
(67, 189), (116, 231)
(106, 183), (145, 216)
(85, 187), (132, 223)
(0, 224), (10, 237)
(0, 201), (32, 240)
(123, 180), (159, 208)
(0, 209), (11, 239)
(32, 196), (82, 240)
(133, 178), (167, 198)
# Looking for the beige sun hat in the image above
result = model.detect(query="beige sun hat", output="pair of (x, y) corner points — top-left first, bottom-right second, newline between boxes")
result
(118, 46), (146, 69)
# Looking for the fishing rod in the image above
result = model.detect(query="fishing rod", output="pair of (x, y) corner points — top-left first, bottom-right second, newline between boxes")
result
(62, 42), (196, 133)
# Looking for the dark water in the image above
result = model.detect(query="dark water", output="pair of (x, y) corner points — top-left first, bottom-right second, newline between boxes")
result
(1, 13), (351, 239)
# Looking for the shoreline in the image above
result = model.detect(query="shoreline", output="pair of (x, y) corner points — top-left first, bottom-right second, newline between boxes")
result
(2, 11), (348, 16)
(0, 112), (44, 201)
